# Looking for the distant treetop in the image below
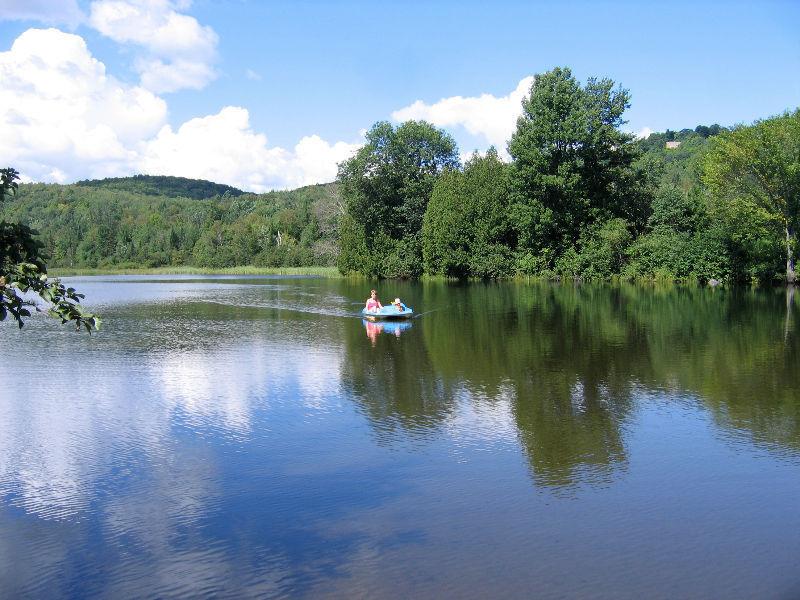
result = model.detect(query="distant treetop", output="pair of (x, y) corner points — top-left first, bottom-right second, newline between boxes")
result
(74, 174), (246, 200)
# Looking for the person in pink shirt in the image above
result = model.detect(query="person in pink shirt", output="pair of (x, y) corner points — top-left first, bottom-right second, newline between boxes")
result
(365, 289), (383, 313)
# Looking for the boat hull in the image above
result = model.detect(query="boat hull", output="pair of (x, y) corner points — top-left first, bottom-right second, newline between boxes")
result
(361, 307), (413, 320)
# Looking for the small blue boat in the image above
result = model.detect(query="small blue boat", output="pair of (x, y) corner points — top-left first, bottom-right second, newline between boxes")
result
(361, 305), (413, 320)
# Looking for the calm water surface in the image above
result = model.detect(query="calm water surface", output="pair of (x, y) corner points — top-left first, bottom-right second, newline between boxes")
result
(1, 276), (799, 599)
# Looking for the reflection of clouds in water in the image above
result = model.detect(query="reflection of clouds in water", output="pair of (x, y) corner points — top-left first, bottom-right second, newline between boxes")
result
(444, 383), (518, 452)
(570, 381), (586, 413)
(154, 341), (343, 424)
(96, 447), (293, 598)
(295, 350), (343, 410)
(0, 279), (349, 595)
(156, 349), (259, 435)
(0, 360), (131, 520)
(102, 448), (220, 541)
(0, 336), (342, 522)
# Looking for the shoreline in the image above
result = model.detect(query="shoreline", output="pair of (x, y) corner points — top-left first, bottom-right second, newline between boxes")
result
(45, 266), (790, 288)
(48, 266), (342, 277)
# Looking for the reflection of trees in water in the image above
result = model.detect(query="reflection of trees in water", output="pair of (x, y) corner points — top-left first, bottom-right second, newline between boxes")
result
(643, 285), (800, 455)
(513, 379), (628, 489)
(422, 283), (635, 490)
(597, 284), (800, 454)
(342, 280), (800, 487)
(341, 317), (454, 442)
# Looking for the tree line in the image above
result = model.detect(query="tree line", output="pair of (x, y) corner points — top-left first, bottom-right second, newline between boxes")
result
(4, 68), (797, 285)
(1, 175), (340, 329)
(74, 174), (246, 200)
(339, 67), (800, 284)
(1, 180), (342, 270)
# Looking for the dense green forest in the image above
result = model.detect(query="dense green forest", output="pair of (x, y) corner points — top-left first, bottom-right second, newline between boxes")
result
(2, 66), (798, 284)
(340, 67), (799, 284)
(1, 180), (342, 269)
(73, 175), (246, 200)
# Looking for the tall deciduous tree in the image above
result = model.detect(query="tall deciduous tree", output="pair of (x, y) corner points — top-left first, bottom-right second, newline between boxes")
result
(337, 121), (459, 277)
(1, 167), (99, 330)
(508, 67), (650, 269)
(703, 110), (800, 283)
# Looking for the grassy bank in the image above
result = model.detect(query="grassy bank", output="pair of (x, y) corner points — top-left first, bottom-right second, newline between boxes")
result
(48, 266), (342, 277)
(48, 265), (737, 287)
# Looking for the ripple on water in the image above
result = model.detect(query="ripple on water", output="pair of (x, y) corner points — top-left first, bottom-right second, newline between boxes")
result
(2, 276), (800, 599)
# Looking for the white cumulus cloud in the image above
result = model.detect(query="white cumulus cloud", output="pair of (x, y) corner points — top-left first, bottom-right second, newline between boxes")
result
(0, 28), (167, 181)
(139, 107), (285, 191)
(0, 28), (359, 191)
(291, 135), (361, 188)
(89, 0), (218, 93)
(139, 107), (360, 192)
(391, 76), (534, 155)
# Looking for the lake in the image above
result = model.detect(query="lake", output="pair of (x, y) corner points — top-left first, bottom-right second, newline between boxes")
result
(1, 275), (799, 599)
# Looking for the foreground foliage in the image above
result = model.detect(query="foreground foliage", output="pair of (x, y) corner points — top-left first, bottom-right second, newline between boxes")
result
(1, 168), (99, 330)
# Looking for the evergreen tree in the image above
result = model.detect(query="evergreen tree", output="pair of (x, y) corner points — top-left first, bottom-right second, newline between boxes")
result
(423, 148), (514, 278)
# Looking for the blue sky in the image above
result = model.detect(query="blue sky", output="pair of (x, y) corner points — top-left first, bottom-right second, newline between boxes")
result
(1, 0), (798, 190)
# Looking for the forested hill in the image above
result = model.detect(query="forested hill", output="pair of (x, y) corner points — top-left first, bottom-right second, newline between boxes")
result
(1, 124), (724, 274)
(2, 179), (342, 269)
(4, 104), (795, 284)
(634, 124), (726, 190)
(73, 174), (245, 199)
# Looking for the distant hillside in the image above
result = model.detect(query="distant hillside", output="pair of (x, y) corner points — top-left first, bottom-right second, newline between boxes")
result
(634, 123), (728, 192)
(74, 174), (246, 199)
(0, 122), (733, 274)
(2, 179), (342, 269)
